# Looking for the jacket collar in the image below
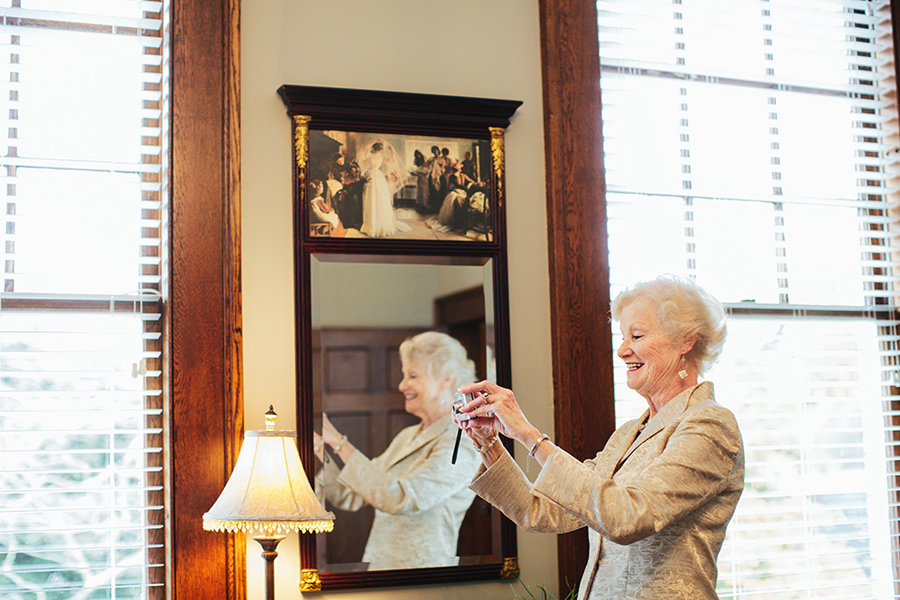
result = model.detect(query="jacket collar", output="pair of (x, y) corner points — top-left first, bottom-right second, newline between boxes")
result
(613, 381), (714, 472)
(385, 413), (453, 466)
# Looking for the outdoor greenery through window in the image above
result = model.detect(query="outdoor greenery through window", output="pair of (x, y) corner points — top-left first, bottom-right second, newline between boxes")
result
(600, 0), (900, 597)
(0, 1), (166, 598)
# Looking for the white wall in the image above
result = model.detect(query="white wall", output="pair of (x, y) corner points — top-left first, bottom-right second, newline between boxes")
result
(241, 2), (556, 598)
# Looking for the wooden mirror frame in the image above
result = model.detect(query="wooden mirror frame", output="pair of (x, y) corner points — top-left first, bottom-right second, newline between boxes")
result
(279, 85), (522, 591)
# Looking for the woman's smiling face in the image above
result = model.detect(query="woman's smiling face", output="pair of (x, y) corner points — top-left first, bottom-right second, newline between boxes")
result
(617, 301), (690, 409)
(398, 358), (448, 423)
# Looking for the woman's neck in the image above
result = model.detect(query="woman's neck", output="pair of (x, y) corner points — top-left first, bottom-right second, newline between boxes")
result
(646, 377), (698, 418)
(418, 404), (451, 431)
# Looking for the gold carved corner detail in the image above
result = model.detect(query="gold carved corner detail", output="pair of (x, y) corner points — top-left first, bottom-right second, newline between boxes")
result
(299, 568), (321, 592)
(293, 115), (312, 186)
(500, 556), (519, 579)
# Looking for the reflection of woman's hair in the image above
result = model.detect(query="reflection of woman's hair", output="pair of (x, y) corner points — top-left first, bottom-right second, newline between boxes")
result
(399, 331), (476, 391)
(414, 149), (425, 167)
(611, 275), (726, 376)
(371, 141), (384, 152)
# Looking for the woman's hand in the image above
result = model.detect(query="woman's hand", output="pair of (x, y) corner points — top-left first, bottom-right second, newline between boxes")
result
(455, 381), (542, 450)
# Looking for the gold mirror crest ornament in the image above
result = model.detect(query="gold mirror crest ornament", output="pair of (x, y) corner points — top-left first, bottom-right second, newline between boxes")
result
(293, 115), (311, 186)
(501, 557), (520, 579)
(489, 127), (505, 207)
(300, 569), (322, 592)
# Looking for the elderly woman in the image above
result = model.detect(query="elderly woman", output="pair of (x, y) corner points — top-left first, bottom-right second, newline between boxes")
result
(318, 331), (481, 569)
(456, 276), (744, 599)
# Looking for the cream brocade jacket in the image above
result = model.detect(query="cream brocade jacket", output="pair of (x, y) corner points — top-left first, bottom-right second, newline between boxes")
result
(470, 382), (744, 600)
(323, 414), (480, 568)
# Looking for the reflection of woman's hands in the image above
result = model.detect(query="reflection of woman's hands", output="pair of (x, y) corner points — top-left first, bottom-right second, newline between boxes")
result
(456, 381), (541, 450)
(313, 431), (325, 463)
(322, 413), (355, 463)
(321, 413), (343, 448)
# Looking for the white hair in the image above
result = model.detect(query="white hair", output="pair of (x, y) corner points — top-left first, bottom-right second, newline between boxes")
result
(398, 331), (476, 389)
(611, 275), (727, 376)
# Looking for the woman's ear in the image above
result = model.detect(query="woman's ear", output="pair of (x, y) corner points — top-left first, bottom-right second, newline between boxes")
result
(682, 335), (697, 356)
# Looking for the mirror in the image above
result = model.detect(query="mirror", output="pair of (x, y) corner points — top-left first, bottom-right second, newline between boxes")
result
(298, 254), (516, 590)
(281, 84), (520, 591)
(311, 258), (497, 572)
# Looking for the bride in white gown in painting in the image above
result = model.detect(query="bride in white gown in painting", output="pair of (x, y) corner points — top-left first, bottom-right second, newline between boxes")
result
(356, 139), (411, 237)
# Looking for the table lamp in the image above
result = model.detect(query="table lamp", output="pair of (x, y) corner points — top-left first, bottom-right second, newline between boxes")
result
(203, 406), (334, 600)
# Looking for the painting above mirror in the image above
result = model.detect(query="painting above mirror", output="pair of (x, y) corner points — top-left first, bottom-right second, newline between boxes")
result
(308, 130), (494, 242)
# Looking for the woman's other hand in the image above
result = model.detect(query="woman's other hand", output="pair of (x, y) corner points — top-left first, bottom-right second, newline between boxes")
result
(456, 381), (541, 449)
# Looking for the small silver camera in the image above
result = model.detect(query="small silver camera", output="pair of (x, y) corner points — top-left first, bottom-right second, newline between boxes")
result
(452, 391), (475, 421)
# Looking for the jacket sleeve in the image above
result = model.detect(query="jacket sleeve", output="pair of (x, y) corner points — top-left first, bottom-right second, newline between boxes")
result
(532, 403), (742, 545)
(336, 428), (480, 516)
(469, 448), (586, 534)
(320, 455), (367, 512)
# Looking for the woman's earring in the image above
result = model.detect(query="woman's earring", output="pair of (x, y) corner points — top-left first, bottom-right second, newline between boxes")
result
(678, 355), (688, 380)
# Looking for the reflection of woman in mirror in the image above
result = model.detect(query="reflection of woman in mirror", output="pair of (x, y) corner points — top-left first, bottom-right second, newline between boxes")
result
(356, 139), (411, 237)
(316, 331), (481, 569)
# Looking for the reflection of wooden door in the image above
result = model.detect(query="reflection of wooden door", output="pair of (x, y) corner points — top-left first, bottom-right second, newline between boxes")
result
(313, 328), (421, 564)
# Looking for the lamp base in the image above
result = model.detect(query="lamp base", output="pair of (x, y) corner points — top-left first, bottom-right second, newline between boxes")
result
(253, 535), (286, 600)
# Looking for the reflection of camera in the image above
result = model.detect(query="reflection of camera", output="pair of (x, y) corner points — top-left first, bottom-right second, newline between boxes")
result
(452, 391), (475, 421)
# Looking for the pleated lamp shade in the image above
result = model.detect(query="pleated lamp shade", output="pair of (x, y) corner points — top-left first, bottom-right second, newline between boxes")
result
(203, 411), (334, 536)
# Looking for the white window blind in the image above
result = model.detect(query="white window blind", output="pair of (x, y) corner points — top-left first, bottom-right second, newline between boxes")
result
(0, 1), (166, 599)
(599, 0), (900, 598)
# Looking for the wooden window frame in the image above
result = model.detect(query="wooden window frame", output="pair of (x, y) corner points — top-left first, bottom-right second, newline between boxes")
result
(538, 0), (615, 593)
(167, 0), (244, 598)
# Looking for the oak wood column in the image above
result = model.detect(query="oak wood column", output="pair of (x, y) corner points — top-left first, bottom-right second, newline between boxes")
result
(538, 0), (616, 594)
(168, 0), (243, 598)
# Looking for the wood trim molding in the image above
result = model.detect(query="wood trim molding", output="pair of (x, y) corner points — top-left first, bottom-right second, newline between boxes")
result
(538, 0), (616, 594)
(168, 0), (243, 598)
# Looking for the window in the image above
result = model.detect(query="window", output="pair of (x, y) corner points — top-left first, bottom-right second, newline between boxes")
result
(600, 0), (900, 597)
(0, 1), (166, 598)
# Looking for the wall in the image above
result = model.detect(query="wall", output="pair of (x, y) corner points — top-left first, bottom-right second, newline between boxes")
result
(241, 2), (555, 598)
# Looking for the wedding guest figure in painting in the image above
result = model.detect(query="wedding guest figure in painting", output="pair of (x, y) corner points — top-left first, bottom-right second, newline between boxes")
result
(460, 150), (476, 180)
(324, 152), (346, 206)
(410, 149), (430, 212)
(437, 162), (477, 232)
(336, 160), (364, 231)
(456, 275), (744, 600)
(426, 145), (444, 213)
(356, 139), (411, 237)
(437, 147), (452, 200)
(309, 179), (345, 236)
(317, 331), (481, 569)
